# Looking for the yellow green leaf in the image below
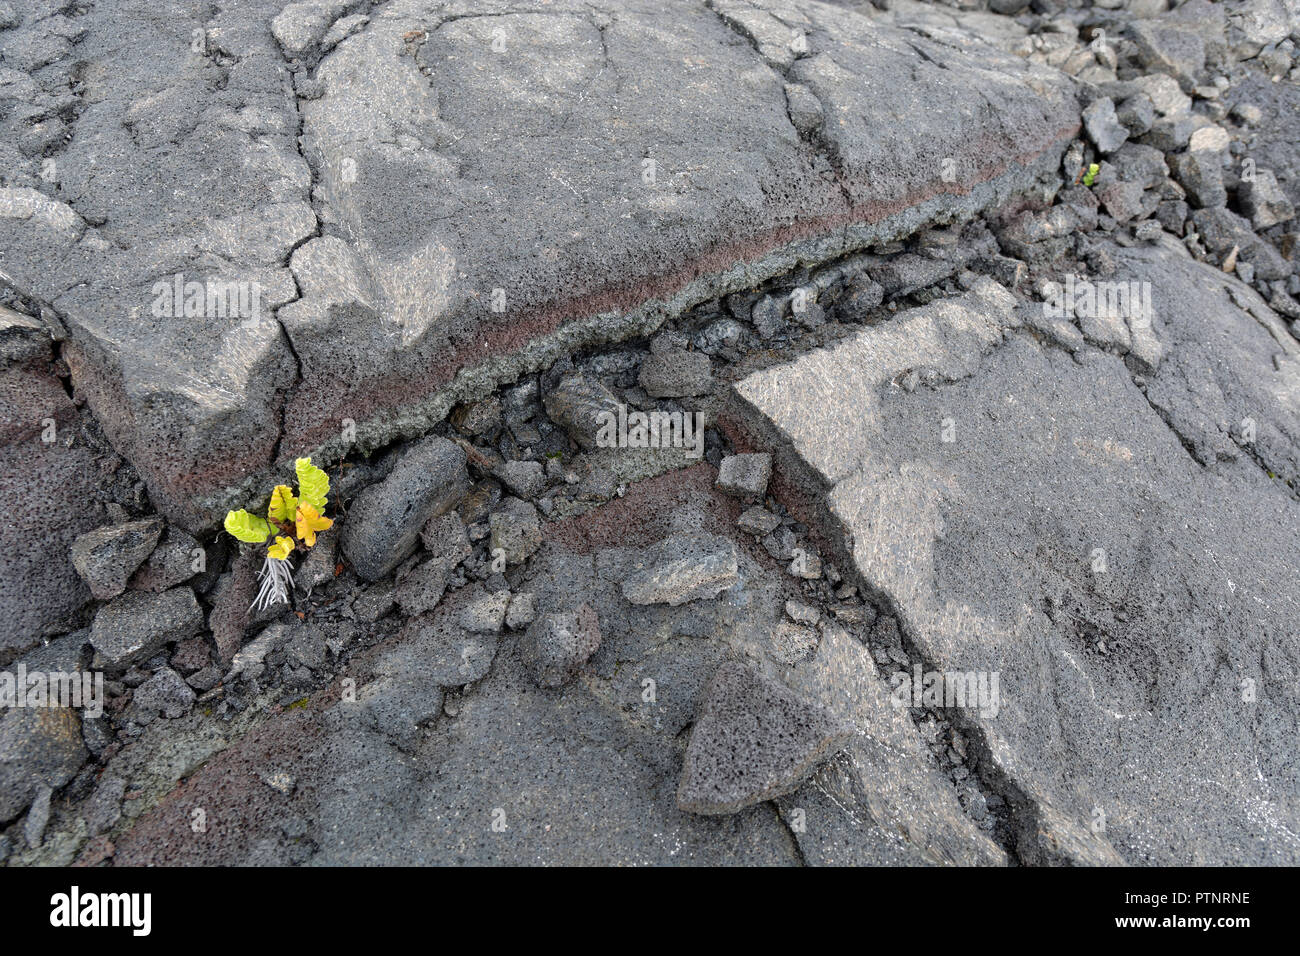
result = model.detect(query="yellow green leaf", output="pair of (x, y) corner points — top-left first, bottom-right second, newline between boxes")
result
(295, 457), (329, 511)
(295, 503), (333, 547)
(267, 536), (295, 560)
(267, 484), (298, 523)
(224, 509), (271, 544)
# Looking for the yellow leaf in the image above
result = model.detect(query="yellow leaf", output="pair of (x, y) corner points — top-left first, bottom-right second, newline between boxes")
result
(267, 485), (298, 523)
(295, 457), (329, 512)
(267, 536), (295, 560)
(295, 503), (333, 547)
(224, 509), (271, 544)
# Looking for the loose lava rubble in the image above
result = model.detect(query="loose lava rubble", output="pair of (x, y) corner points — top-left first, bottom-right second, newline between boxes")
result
(2, 0), (1300, 865)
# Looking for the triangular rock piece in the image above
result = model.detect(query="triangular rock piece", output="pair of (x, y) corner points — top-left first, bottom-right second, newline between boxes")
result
(677, 660), (856, 815)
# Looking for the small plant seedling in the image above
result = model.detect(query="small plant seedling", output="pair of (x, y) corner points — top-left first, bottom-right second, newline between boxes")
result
(224, 457), (334, 611)
(1081, 163), (1099, 187)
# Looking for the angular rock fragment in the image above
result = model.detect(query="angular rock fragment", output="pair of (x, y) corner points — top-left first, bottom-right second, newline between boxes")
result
(131, 667), (195, 720)
(393, 558), (448, 617)
(70, 518), (163, 600)
(638, 350), (713, 398)
(341, 436), (468, 581)
(519, 604), (602, 689)
(1238, 168), (1295, 230)
(1082, 98), (1128, 154)
(677, 661), (855, 814)
(488, 497), (543, 565)
(459, 591), (511, 634)
(715, 453), (772, 501)
(0, 706), (86, 822)
(89, 588), (204, 672)
(621, 532), (739, 606)
(737, 506), (782, 536)
(128, 527), (200, 593)
(543, 373), (622, 451)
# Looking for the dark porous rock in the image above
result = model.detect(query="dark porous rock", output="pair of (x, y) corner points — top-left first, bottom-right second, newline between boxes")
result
(677, 660), (855, 815)
(519, 604), (602, 689)
(0, 706), (86, 822)
(393, 557), (448, 617)
(836, 274), (885, 323)
(638, 349), (713, 398)
(128, 526), (199, 593)
(341, 435), (469, 582)
(89, 587), (204, 672)
(421, 512), (471, 567)
(1238, 168), (1295, 230)
(131, 666), (195, 719)
(542, 372), (621, 450)
(70, 518), (163, 601)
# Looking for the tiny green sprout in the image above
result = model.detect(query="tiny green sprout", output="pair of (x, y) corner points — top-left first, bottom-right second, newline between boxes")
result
(1082, 163), (1100, 187)
(223, 457), (333, 611)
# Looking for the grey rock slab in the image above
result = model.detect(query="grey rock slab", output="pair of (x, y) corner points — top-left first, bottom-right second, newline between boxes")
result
(779, 625), (1006, 866)
(5, 0), (1077, 531)
(89, 587), (204, 672)
(731, 245), (1300, 864)
(340, 435), (468, 581)
(389, 592), (500, 688)
(621, 532), (740, 606)
(70, 518), (164, 601)
(677, 660), (857, 815)
(0, 0), (308, 529)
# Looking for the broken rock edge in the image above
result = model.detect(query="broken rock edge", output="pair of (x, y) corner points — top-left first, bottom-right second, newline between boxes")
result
(182, 134), (1073, 532)
(718, 347), (1105, 867)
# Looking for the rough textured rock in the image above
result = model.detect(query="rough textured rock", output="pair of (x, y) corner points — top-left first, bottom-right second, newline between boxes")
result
(621, 532), (740, 606)
(132, 667), (196, 720)
(341, 436), (468, 581)
(716, 453), (772, 502)
(0, 706), (86, 822)
(731, 242), (1300, 864)
(639, 349), (713, 398)
(677, 660), (856, 815)
(89, 587), (205, 672)
(70, 518), (163, 600)
(489, 497), (543, 565)
(0, 365), (100, 660)
(519, 604), (603, 689)
(0, 0), (1076, 529)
